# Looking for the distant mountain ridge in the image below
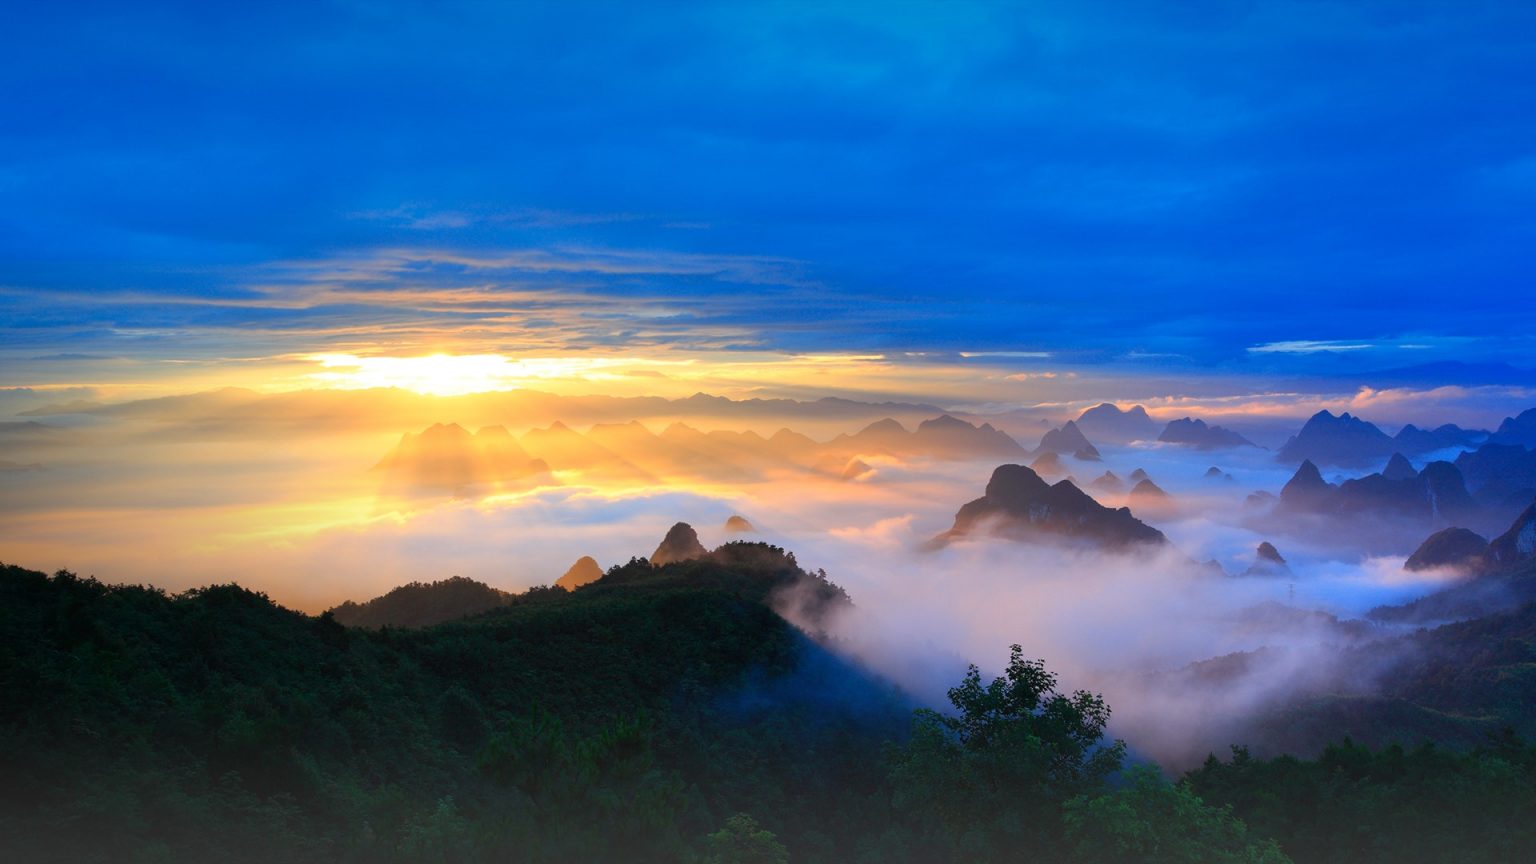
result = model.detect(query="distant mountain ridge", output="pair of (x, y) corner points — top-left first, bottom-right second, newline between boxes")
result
(1158, 418), (1258, 450)
(376, 413), (1032, 495)
(1074, 403), (1157, 443)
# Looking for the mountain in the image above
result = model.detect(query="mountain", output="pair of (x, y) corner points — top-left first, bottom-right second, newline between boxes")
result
(329, 575), (513, 628)
(1034, 420), (1100, 459)
(1088, 471), (1125, 494)
(1030, 450), (1066, 477)
(1277, 410), (1396, 467)
(1487, 502), (1536, 568)
(1381, 452), (1417, 481)
(555, 555), (605, 590)
(1158, 418), (1258, 450)
(1074, 403), (1157, 443)
(651, 521), (708, 565)
(932, 464), (1167, 550)
(1455, 443), (1536, 508)
(910, 414), (1027, 459)
(1129, 468), (1150, 483)
(823, 414), (1026, 462)
(1129, 478), (1171, 506)
(373, 422), (550, 495)
(521, 420), (653, 481)
(0, 550), (890, 863)
(587, 421), (741, 481)
(1492, 408), (1536, 448)
(1277, 460), (1336, 514)
(826, 418), (911, 454)
(1278, 457), (1478, 524)
(1392, 423), (1486, 455)
(1243, 542), (1292, 578)
(1404, 528), (1489, 572)
(724, 514), (755, 533)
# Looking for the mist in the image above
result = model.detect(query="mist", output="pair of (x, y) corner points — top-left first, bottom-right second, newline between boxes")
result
(0, 387), (1499, 768)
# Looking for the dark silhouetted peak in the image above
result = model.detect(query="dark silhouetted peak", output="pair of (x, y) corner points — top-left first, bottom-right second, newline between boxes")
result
(1404, 528), (1489, 572)
(1278, 460), (1335, 512)
(1492, 408), (1536, 448)
(1159, 417), (1258, 450)
(724, 514), (755, 533)
(1394, 422), (1486, 454)
(1129, 468), (1150, 482)
(1277, 410), (1395, 468)
(1455, 444), (1536, 503)
(1382, 452), (1417, 481)
(1256, 542), (1286, 565)
(650, 522), (708, 566)
(555, 556), (604, 590)
(1035, 420), (1097, 457)
(1417, 461), (1476, 519)
(1129, 479), (1170, 501)
(1088, 471), (1124, 493)
(1486, 501), (1536, 568)
(1244, 542), (1292, 577)
(1073, 447), (1102, 462)
(983, 463), (1053, 507)
(935, 464), (1166, 550)
(1075, 402), (1158, 443)
(1204, 466), (1223, 478)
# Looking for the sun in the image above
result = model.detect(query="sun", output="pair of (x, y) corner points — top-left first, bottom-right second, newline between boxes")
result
(304, 353), (634, 396)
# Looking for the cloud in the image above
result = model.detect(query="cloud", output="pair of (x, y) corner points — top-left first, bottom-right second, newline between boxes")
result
(1247, 340), (1376, 354)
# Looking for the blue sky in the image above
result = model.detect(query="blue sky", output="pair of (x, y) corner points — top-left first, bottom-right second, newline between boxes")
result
(3, 0), (1534, 389)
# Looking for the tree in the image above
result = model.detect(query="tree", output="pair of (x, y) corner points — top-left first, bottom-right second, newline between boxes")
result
(704, 813), (789, 864)
(1064, 765), (1291, 864)
(886, 644), (1125, 861)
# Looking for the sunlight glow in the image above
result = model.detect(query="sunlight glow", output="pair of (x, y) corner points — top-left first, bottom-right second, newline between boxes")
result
(305, 353), (641, 396)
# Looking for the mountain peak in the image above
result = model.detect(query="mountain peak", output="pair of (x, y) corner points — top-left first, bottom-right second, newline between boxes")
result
(1279, 411), (1393, 467)
(651, 522), (708, 566)
(1486, 501), (1536, 568)
(936, 464), (1166, 550)
(555, 556), (604, 590)
(1075, 402), (1158, 443)
(1382, 452), (1417, 481)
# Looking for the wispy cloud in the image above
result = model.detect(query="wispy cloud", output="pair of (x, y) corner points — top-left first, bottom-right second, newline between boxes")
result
(1247, 340), (1376, 354)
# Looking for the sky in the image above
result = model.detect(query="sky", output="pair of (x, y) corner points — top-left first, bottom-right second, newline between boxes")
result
(2, 0), (1534, 403)
(3, 3), (1533, 750)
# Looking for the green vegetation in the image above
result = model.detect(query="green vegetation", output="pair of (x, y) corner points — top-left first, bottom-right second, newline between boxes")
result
(1188, 736), (1536, 864)
(328, 575), (514, 628)
(4, 548), (1536, 863)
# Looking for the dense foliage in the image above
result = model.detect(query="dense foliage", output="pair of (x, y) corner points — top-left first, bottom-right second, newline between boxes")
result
(1189, 736), (1536, 864)
(4, 551), (1536, 863)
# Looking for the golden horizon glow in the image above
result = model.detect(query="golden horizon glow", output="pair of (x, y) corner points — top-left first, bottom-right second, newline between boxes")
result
(305, 352), (660, 396)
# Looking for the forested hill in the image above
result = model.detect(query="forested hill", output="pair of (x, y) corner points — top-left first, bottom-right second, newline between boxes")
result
(5, 548), (1536, 863)
(328, 575), (514, 628)
(0, 549), (903, 863)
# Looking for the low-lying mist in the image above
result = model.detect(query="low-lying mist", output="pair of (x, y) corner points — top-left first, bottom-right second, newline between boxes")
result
(0, 399), (1487, 767)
